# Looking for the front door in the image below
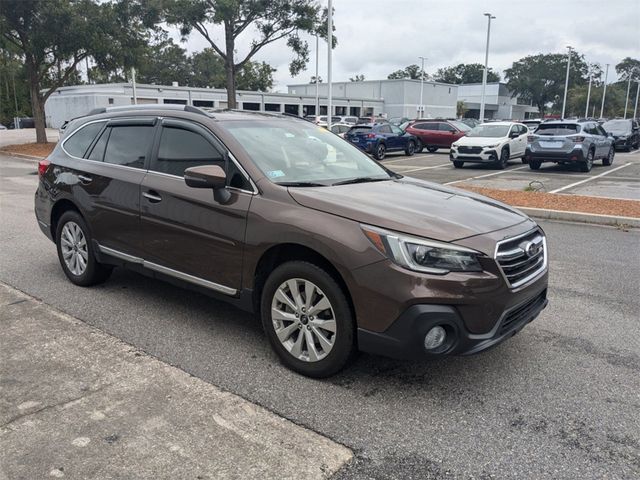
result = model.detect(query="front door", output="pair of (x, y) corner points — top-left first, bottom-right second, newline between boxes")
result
(140, 118), (254, 293)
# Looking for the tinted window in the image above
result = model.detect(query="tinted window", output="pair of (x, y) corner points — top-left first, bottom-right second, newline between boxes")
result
(103, 125), (154, 168)
(414, 122), (438, 131)
(390, 125), (403, 135)
(535, 124), (580, 136)
(154, 127), (250, 190)
(64, 122), (104, 158)
(439, 123), (456, 132)
(378, 125), (392, 134)
(596, 125), (608, 137)
(87, 128), (109, 161)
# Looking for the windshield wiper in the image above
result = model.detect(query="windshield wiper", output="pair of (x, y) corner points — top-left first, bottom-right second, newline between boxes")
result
(331, 176), (391, 186)
(275, 181), (328, 187)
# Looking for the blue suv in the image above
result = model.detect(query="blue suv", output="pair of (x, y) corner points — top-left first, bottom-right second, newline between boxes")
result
(345, 123), (418, 160)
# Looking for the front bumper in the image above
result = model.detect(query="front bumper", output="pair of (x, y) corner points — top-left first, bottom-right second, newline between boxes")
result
(449, 147), (498, 162)
(358, 288), (548, 360)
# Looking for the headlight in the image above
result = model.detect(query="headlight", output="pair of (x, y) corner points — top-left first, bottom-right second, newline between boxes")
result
(361, 225), (483, 274)
(484, 144), (499, 149)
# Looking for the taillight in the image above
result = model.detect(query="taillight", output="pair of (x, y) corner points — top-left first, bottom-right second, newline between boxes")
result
(527, 135), (537, 143)
(572, 136), (585, 143)
(38, 159), (50, 178)
(366, 133), (376, 139)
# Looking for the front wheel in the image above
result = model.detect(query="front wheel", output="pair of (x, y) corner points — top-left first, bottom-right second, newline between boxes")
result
(56, 210), (112, 286)
(261, 261), (355, 378)
(453, 160), (464, 168)
(373, 143), (386, 160)
(529, 160), (541, 170)
(602, 146), (614, 166)
(405, 140), (416, 156)
(496, 147), (509, 169)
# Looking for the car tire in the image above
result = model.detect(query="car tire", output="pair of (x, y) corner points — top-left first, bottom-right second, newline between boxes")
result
(427, 146), (438, 153)
(260, 261), (355, 378)
(415, 139), (424, 153)
(453, 160), (464, 168)
(55, 210), (112, 287)
(405, 140), (416, 156)
(602, 146), (615, 166)
(373, 143), (386, 160)
(496, 147), (509, 169)
(529, 160), (541, 170)
(580, 149), (594, 172)
(521, 158), (528, 164)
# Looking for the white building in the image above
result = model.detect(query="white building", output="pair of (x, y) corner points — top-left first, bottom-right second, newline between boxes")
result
(457, 82), (539, 120)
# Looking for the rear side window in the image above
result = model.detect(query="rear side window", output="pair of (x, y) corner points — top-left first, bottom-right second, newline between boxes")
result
(64, 122), (104, 158)
(103, 125), (154, 168)
(414, 123), (438, 131)
(535, 124), (580, 136)
(87, 128), (109, 161)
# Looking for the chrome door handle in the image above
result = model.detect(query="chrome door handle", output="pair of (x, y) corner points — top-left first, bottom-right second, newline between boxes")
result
(78, 174), (92, 183)
(143, 191), (162, 203)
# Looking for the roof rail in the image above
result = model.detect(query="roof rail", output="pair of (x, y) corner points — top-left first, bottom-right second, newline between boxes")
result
(86, 104), (209, 117)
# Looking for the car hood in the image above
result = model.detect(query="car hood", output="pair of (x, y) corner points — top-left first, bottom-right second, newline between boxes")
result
(288, 177), (528, 243)
(454, 136), (506, 147)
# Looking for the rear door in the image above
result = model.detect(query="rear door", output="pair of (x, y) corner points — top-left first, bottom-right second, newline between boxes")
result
(140, 118), (254, 293)
(63, 117), (156, 257)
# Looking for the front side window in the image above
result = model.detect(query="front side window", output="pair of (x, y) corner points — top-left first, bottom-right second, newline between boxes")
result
(378, 125), (392, 134)
(64, 122), (105, 158)
(103, 125), (154, 168)
(223, 120), (392, 185)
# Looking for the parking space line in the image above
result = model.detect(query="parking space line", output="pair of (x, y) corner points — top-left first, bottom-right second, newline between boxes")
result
(444, 166), (528, 185)
(382, 155), (438, 164)
(549, 162), (632, 193)
(401, 163), (452, 173)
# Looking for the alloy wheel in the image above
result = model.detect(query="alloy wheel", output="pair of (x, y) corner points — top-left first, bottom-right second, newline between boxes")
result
(271, 278), (336, 362)
(60, 221), (88, 276)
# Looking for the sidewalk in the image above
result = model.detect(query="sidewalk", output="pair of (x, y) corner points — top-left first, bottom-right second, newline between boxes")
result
(0, 282), (352, 479)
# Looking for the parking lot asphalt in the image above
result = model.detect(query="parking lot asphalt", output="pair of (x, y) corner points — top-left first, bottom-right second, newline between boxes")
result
(1, 153), (639, 478)
(380, 148), (640, 201)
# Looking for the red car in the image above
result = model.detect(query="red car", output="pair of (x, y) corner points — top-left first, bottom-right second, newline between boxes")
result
(405, 119), (471, 152)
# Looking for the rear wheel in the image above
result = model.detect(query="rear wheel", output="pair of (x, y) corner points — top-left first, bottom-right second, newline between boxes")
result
(602, 146), (615, 166)
(427, 146), (438, 153)
(453, 160), (464, 168)
(496, 147), (509, 169)
(529, 160), (541, 170)
(55, 210), (112, 286)
(580, 149), (594, 172)
(374, 143), (386, 160)
(261, 261), (355, 378)
(405, 140), (416, 156)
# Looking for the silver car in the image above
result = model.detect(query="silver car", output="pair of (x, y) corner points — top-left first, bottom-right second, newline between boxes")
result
(525, 120), (615, 172)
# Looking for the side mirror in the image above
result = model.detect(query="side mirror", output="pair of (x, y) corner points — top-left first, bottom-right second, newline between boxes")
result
(509, 131), (519, 138)
(184, 165), (231, 204)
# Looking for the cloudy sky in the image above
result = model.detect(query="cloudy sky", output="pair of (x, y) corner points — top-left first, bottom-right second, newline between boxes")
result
(171, 0), (640, 91)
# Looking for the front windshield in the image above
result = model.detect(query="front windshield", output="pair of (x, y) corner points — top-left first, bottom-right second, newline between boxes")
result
(603, 120), (631, 134)
(467, 124), (510, 138)
(450, 120), (471, 132)
(223, 120), (392, 185)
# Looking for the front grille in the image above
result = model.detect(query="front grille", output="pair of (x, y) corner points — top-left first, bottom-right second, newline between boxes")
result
(495, 229), (547, 288)
(498, 291), (547, 336)
(458, 146), (483, 154)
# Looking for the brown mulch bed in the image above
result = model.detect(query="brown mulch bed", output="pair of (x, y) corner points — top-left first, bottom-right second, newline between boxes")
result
(458, 184), (640, 219)
(0, 142), (56, 158)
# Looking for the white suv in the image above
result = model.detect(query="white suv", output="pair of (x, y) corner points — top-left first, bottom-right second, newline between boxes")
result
(450, 121), (529, 169)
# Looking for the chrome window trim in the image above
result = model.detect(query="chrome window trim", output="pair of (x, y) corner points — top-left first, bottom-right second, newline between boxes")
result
(97, 244), (237, 296)
(60, 118), (108, 159)
(494, 228), (548, 290)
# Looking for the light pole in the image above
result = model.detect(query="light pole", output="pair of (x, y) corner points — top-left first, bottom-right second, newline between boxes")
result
(634, 79), (639, 119)
(624, 67), (636, 119)
(600, 63), (609, 118)
(561, 46), (572, 118)
(315, 34), (319, 117)
(584, 64), (593, 118)
(479, 12), (495, 122)
(327, 0), (333, 130)
(418, 56), (426, 118)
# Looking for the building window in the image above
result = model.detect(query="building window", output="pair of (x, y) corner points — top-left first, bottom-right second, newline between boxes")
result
(242, 102), (260, 111)
(335, 106), (347, 115)
(284, 104), (299, 115)
(164, 99), (187, 105)
(108, 98), (114, 105)
(193, 100), (214, 107)
(265, 103), (281, 112)
(319, 106), (327, 115)
(303, 104), (316, 115)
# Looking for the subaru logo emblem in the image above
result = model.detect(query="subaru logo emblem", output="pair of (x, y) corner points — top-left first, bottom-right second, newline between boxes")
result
(523, 241), (541, 257)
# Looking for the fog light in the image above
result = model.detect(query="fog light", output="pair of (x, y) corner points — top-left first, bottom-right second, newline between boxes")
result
(424, 326), (446, 350)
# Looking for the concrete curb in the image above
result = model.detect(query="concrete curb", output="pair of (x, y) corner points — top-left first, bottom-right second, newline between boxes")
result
(0, 151), (44, 161)
(516, 206), (640, 228)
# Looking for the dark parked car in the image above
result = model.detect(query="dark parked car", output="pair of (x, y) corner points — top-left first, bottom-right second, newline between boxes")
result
(404, 119), (470, 152)
(344, 123), (418, 160)
(526, 120), (615, 172)
(35, 105), (548, 378)
(602, 119), (640, 151)
(356, 115), (388, 125)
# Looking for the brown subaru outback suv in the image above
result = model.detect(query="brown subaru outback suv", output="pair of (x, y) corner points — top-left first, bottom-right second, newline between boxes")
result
(35, 105), (548, 377)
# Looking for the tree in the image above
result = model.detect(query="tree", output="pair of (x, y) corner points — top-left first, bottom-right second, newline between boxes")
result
(456, 100), (467, 118)
(0, 47), (31, 125)
(163, 0), (327, 109)
(309, 75), (323, 84)
(387, 64), (429, 81)
(136, 35), (193, 86)
(0, 0), (153, 143)
(349, 74), (365, 82)
(615, 57), (640, 81)
(504, 51), (588, 116)
(434, 63), (500, 84)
